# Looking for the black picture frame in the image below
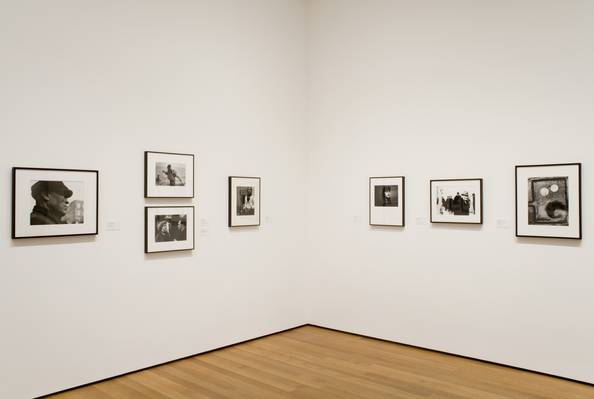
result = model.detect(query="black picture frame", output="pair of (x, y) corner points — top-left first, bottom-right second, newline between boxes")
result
(144, 151), (195, 198)
(228, 176), (261, 227)
(12, 167), (99, 239)
(515, 163), (582, 240)
(369, 176), (406, 227)
(145, 206), (195, 253)
(430, 178), (484, 225)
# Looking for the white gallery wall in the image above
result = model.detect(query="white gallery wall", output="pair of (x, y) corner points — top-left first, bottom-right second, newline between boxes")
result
(0, 1), (309, 398)
(2, 1), (594, 398)
(306, 0), (594, 384)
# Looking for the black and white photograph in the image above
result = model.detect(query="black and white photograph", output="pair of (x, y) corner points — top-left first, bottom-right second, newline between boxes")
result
(155, 214), (188, 242)
(145, 151), (194, 198)
(375, 185), (399, 207)
(529, 177), (569, 226)
(369, 176), (405, 226)
(145, 206), (195, 253)
(229, 176), (261, 227)
(155, 162), (186, 187)
(516, 164), (582, 239)
(236, 186), (256, 216)
(12, 167), (99, 239)
(430, 179), (483, 224)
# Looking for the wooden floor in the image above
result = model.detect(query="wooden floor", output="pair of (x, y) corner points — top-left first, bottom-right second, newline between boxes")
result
(47, 326), (594, 399)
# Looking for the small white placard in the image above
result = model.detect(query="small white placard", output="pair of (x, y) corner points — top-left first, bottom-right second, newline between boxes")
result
(200, 218), (209, 236)
(497, 219), (513, 229)
(106, 221), (120, 231)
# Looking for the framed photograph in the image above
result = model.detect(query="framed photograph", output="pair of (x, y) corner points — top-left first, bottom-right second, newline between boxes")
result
(145, 151), (194, 198)
(145, 206), (195, 253)
(12, 167), (99, 239)
(228, 176), (261, 227)
(430, 178), (483, 224)
(369, 176), (405, 226)
(516, 163), (582, 239)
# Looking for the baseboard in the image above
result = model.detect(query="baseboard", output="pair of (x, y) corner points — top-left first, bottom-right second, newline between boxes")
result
(306, 323), (594, 388)
(35, 323), (308, 399)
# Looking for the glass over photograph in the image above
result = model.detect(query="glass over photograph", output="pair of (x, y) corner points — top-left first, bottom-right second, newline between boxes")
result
(229, 176), (261, 227)
(145, 151), (194, 198)
(516, 163), (581, 239)
(430, 179), (483, 224)
(145, 206), (195, 253)
(369, 176), (405, 227)
(12, 167), (99, 239)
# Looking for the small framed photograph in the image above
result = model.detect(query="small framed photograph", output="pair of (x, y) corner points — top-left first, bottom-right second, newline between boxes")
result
(228, 176), (261, 227)
(430, 178), (483, 224)
(145, 151), (194, 198)
(516, 163), (582, 239)
(369, 176), (405, 226)
(12, 167), (99, 239)
(145, 206), (195, 253)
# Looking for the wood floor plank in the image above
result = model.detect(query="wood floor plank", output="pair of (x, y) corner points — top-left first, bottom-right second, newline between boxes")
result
(45, 326), (594, 399)
(200, 350), (301, 391)
(238, 340), (431, 398)
(186, 358), (293, 399)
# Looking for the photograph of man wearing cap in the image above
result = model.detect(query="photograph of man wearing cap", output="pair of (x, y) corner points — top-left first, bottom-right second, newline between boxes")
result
(30, 181), (74, 225)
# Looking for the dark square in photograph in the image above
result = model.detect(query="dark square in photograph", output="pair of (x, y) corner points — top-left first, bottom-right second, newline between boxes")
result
(236, 186), (256, 216)
(155, 214), (188, 242)
(528, 177), (569, 226)
(155, 162), (186, 187)
(374, 185), (399, 207)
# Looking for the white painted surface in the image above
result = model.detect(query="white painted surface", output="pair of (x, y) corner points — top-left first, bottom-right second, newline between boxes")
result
(0, 1), (308, 397)
(2, 1), (594, 397)
(306, 0), (594, 385)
